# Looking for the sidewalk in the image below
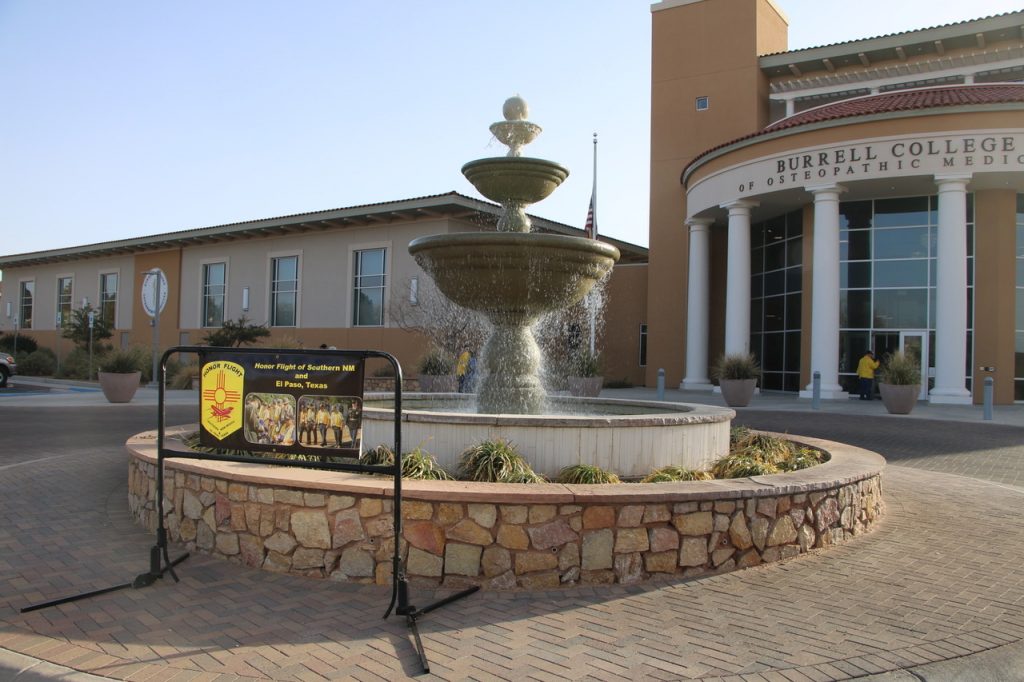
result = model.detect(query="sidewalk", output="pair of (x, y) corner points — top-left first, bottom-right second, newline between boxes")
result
(2, 380), (1024, 680)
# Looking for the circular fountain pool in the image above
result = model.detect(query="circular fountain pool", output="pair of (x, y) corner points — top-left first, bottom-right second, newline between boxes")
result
(361, 394), (735, 479)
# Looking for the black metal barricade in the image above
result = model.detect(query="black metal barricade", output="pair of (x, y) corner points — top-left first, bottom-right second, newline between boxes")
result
(21, 346), (476, 675)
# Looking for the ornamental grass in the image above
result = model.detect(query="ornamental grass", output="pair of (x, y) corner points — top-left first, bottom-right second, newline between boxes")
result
(556, 463), (621, 484)
(458, 439), (544, 483)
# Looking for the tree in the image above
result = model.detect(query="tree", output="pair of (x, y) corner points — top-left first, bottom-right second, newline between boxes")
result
(62, 304), (113, 351)
(389, 277), (488, 358)
(202, 316), (271, 347)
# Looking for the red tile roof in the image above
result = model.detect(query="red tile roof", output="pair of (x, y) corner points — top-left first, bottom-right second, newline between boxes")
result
(764, 84), (1024, 132)
(685, 84), (1024, 181)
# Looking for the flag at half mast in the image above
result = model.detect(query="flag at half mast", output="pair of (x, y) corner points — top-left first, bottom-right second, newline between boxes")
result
(585, 132), (597, 240)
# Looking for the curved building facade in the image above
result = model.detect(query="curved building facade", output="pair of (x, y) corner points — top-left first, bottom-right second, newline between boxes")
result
(647, 0), (1024, 403)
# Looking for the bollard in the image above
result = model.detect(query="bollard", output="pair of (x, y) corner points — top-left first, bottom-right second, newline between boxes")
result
(812, 371), (821, 410)
(983, 376), (993, 421)
(657, 368), (665, 401)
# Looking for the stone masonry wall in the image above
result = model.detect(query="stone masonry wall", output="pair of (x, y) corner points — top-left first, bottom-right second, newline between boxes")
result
(127, 449), (883, 588)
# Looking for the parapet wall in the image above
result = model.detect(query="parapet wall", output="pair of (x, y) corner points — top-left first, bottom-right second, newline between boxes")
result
(127, 427), (884, 588)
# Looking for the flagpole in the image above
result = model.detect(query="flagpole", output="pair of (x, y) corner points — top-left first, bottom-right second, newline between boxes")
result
(588, 132), (597, 356)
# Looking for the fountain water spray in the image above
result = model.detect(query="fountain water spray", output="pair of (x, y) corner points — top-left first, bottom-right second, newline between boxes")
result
(409, 97), (619, 414)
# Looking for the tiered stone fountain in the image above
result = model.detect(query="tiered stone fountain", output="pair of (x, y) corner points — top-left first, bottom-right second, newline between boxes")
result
(409, 96), (620, 414)
(364, 98), (734, 478)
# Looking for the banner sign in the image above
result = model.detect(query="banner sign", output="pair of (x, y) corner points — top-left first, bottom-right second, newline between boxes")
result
(199, 351), (365, 458)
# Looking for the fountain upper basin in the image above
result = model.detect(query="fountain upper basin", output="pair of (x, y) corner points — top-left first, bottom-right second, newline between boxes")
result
(408, 232), (620, 321)
(361, 393), (735, 479)
(461, 157), (569, 206)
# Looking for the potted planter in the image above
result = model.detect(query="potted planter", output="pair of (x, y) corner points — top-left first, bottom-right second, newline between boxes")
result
(97, 347), (145, 403)
(878, 351), (921, 415)
(567, 349), (603, 397)
(417, 349), (457, 393)
(712, 353), (761, 407)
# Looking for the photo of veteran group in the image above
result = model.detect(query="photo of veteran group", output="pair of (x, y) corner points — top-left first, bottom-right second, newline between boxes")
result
(243, 393), (298, 446)
(295, 395), (363, 450)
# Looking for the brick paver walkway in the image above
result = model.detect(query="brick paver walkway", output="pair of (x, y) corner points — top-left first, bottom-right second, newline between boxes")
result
(2, 403), (1024, 680)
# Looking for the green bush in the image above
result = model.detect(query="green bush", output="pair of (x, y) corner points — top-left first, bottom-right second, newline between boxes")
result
(203, 316), (270, 347)
(458, 439), (543, 483)
(571, 349), (602, 377)
(63, 305), (113, 351)
(417, 349), (453, 376)
(640, 466), (714, 483)
(168, 360), (200, 389)
(0, 333), (37, 354)
(99, 347), (147, 374)
(400, 446), (452, 480)
(56, 347), (99, 380)
(711, 453), (780, 478)
(18, 348), (56, 376)
(880, 351), (920, 385)
(777, 447), (827, 472)
(360, 444), (396, 467)
(603, 377), (633, 389)
(556, 463), (620, 484)
(712, 353), (761, 382)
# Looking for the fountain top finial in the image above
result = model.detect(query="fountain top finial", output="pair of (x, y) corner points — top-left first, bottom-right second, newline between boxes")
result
(490, 95), (541, 157)
(502, 95), (529, 121)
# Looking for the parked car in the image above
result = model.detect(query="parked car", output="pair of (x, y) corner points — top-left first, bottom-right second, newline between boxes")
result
(0, 353), (16, 387)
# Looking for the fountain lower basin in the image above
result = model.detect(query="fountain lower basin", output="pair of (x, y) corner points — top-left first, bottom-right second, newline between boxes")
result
(361, 394), (735, 479)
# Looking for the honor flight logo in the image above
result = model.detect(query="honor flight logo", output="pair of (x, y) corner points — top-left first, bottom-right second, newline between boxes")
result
(200, 360), (244, 440)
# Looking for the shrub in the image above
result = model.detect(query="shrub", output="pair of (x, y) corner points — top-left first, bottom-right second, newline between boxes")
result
(571, 349), (602, 377)
(99, 347), (147, 374)
(400, 446), (452, 480)
(711, 453), (780, 478)
(880, 351), (920, 385)
(730, 430), (792, 466)
(0, 333), (37, 354)
(458, 439), (543, 483)
(168, 360), (200, 389)
(641, 466), (714, 483)
(56, 347), (97, 380)
(63, 305), (113, 350)
(203, 316), (270, 347)
(603, 377), (633, 389)
(417, 350), (453, 376)
(18, 348), (56, 376)
(360, 444), (396, 467)
(556, 463), (620, 484)
(777, 447), (827, 472)
(712, 353), (761, 382)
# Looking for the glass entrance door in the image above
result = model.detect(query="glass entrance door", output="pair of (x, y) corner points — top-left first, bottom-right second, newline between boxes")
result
(899, 331), (928, 400)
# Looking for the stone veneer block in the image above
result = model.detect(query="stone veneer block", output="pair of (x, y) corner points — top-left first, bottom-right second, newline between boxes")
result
(127, 427), (884, 589)
(445, 543), (482, 577)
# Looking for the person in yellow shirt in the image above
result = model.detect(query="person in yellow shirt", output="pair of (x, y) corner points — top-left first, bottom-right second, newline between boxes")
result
(856, 350), (880, 401)
(330, 405), (344, 447)
(456, 349), (471, 392)
(316, 402), (330, 446)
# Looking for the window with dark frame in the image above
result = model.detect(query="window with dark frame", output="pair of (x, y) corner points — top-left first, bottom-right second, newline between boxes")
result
(202, 262), (227, 328)
(353, 248), (387, 327)
(271, 256), (299, 327)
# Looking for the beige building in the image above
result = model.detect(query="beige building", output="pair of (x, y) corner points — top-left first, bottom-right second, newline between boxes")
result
(0, 193), (648, 382)
(647, 0), (1024, 403)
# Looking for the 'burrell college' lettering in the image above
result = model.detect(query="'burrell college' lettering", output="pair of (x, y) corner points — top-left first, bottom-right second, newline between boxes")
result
(732, 134), (1023, 194)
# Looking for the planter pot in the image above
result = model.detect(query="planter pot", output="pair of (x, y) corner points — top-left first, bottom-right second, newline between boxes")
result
(879, 383), (919, 415)
(719, 379), (757, 407)
(567, 376), (603, 398)
(418, 375), (457, 393)
(98, 371), (142, 403)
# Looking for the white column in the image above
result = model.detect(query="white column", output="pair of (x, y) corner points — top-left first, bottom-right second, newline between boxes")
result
(721, 201), (757, 357)
(682, 218), (714, 390)
(930, 175), (973, 404)
(801, 184), (848, 400)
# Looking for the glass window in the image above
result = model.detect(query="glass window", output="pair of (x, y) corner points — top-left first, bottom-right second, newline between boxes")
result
(100, 273), (117, 326)
(639, 324), (647, 367)
(202, 262), (226, 328)
(840, 290), (871, 328)
(353, 248), (387, 327)
(840, 201), (872, 230)
(19, 281), (34, 329)
(841, 262), (872, 289)
(874, 227), (929, 259)
(873, 289), (928, 328)
(874, 196), (930, 227)
(874, 260), (928, 288)
(846, 230), (871, 261)
(271, 256), (299, 327)
(764, 296), (785, 332)
(57, 277), (73, 327)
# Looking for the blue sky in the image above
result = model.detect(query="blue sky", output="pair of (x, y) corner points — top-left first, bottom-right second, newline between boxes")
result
(1, 0), (1020, 257)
